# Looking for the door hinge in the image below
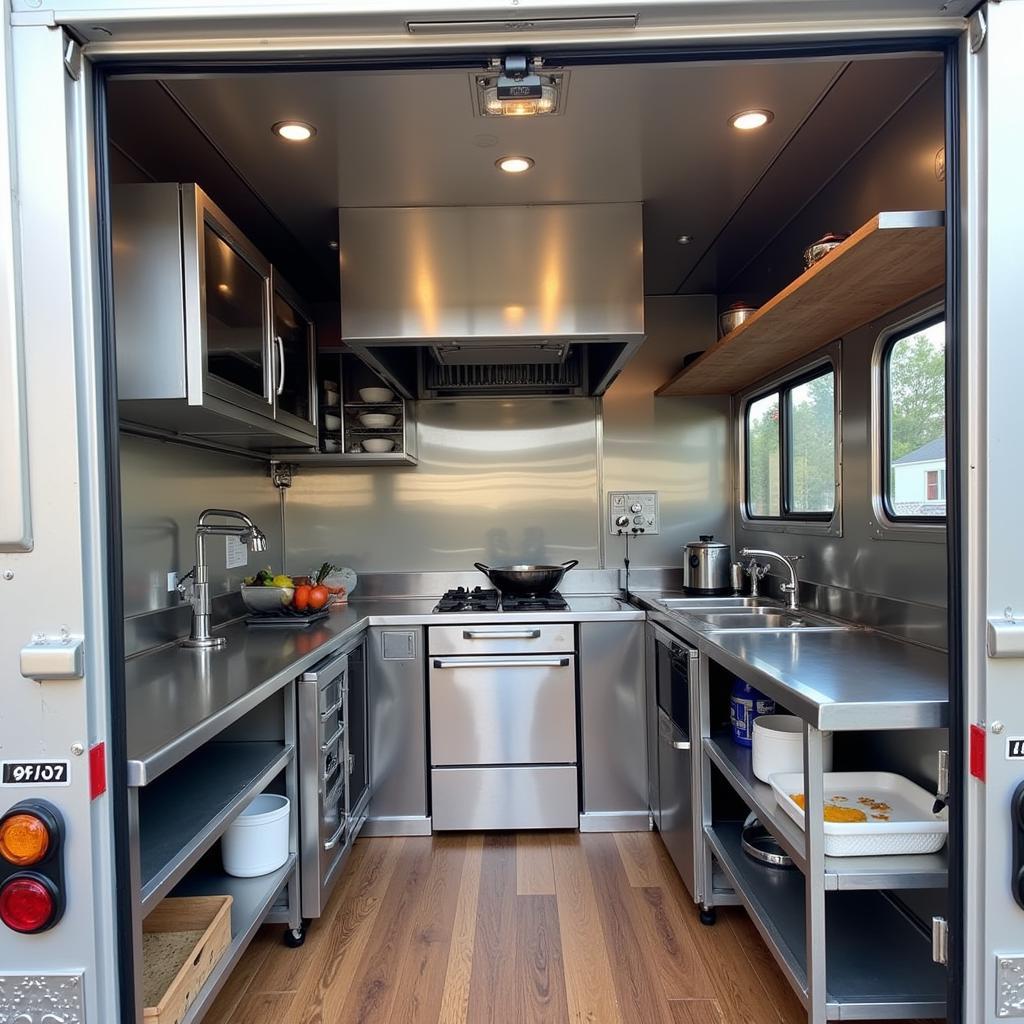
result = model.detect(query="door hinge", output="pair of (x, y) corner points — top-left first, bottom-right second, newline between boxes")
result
(969, 8), (987, 54)
(271, 463), (293, 489)
(63, 35), (82, 80)
(932, 916), (949, 965)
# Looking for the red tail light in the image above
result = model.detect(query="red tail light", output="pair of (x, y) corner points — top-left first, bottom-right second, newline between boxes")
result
(0, 874), (58, 933)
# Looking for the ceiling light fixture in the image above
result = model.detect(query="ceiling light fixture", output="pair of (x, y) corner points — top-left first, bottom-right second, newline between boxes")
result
(497, 156), (534, 174)
(729, 109), (774, 131)
(272, 120), (317, 142)
(676, 234), (694, 245)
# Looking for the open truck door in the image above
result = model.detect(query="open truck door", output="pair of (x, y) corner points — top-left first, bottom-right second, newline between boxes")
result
(0, 19), (126, 1024)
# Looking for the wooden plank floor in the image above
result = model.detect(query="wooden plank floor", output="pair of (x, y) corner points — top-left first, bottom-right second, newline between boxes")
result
(203, 830), (943, 1024)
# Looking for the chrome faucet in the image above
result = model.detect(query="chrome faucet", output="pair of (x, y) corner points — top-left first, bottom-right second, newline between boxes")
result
(178, 509), (268, 649)
(739, 548), (803, 610)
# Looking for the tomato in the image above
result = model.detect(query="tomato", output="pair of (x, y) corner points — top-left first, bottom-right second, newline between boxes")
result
(309, 584), (330, 610)
(292, 585), (312, 612)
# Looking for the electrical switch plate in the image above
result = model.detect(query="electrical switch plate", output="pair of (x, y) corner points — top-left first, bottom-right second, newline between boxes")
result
(608, 491), (659, 535)
(225, 535), (248, 569)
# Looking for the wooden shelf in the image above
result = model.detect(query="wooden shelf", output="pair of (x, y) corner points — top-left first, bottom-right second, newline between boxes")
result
(657, 210), (945, 397)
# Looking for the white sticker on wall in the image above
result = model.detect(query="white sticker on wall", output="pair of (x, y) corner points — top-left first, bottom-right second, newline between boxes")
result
(225, 535), (248, 570)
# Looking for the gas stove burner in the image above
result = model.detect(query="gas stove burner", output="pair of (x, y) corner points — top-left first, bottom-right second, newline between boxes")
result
(500, 591), (569, 611)
(435, 586), (501, 612)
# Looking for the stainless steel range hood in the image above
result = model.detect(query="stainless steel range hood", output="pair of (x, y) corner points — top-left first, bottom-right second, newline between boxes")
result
(338, 203), (645, 398)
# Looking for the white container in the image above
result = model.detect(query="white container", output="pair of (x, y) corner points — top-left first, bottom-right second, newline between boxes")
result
(358, 412), (397, 429)
(323, 413), (342, 432)
(751, 715), (833, 783)
(359, 386), (395, 403)
(324, 389), (339, 406)
(770, 771), (948, 857)
(362, 437), (396, 453)
(221, 794), (290, 878)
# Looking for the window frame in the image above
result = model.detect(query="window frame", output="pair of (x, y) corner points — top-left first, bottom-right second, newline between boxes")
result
(738, 344), (841, 536)
(877, 309), (947, 528)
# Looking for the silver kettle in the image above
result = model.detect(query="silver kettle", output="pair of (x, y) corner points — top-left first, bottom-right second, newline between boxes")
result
(683, 535), (732, 594)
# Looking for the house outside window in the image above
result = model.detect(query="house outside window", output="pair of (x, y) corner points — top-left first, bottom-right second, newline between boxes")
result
(892, 437), (946, 513)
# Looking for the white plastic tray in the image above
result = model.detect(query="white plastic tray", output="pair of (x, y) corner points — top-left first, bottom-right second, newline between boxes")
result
(770, 771), (948, 857)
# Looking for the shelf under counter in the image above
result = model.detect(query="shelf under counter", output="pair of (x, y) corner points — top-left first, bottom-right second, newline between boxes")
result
(138, 741), (294, 914)
(705, 734), (948, 890)
(168, 852), (297, 1024)
(705, 821), (946, 1020)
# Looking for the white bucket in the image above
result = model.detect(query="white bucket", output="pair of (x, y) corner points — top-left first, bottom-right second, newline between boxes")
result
(752, 715), (833, 784)
(222, 793), (290, 878)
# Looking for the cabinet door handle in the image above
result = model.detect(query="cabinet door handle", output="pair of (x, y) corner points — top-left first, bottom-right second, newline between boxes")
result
(275, 335), (286, 396)
(323, 818), (347, 851)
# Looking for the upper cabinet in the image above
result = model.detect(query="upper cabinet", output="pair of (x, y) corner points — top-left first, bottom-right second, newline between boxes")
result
(112, 183), (318, 448)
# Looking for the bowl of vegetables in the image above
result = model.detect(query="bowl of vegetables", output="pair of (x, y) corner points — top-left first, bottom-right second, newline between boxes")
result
(242, 565), (342, 616)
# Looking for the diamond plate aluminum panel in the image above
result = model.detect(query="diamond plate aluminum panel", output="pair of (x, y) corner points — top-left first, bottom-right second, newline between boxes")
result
(998, 956), (1024, 1018)
(0, 973), (85, 1023)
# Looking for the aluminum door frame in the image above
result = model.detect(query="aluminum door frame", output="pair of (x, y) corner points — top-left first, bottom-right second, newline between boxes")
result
(961, 5), (1024, 1021)
(0, 25), (125, 1023)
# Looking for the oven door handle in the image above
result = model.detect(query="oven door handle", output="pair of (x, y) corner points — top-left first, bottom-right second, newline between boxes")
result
(321, 724), (344, 752)
(432, 656), (570, 669)
(462, 628), (542, 640)
(323, 818), (347, 852)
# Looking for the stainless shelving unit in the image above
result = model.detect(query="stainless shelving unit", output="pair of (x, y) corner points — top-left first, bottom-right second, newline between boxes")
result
(660, 600), (953, 1024)
(126, 676), (302, 1023)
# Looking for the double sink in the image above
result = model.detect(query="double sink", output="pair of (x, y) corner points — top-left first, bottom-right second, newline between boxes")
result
(654, 596), (852, 633)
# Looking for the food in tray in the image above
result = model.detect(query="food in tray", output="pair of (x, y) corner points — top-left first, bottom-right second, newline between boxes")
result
(771, 771), (949, 857)
(789, 794), (868, 823)
(242, 563), (341, 615)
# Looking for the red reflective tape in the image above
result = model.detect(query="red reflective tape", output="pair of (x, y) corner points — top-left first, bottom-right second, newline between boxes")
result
(89, 743), (106, 800)
(970, 723), (986, 781)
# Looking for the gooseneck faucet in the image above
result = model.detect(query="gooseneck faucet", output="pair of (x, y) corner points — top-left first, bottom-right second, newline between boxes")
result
(178, 509), (268, 649)
(739, 548), (803, 610)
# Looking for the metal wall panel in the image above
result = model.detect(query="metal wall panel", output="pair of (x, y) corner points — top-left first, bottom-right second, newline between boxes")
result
(119, 433), (283, 617)
(285, 397), (603, 572)
(602, 295), (730, 570)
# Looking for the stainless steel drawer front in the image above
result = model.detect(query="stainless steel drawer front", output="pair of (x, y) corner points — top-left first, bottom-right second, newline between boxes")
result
(428, 622), (573, 655)
(431, 766), (578, 830)
(429, 654), (577, 766)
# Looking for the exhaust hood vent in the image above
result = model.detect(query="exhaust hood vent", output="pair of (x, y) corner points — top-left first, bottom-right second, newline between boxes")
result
(406, 15), (638, 35)
(425, 349), (583, 397)
(338, 203), (645, 399)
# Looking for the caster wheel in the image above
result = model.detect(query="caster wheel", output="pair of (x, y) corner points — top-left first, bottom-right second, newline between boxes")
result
(283, 926), (306, 948)
(699, 908), (717, 927)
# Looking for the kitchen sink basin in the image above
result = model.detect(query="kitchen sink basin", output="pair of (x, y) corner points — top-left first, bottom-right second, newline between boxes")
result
(684, 609), (850, 632)
(656, 596), (778, 610)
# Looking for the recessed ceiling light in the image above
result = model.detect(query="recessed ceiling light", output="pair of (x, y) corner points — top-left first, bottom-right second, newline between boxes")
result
(216, 283), (231, 294)
(676, 234), (694, 245)
(730, 109), (774, 131)
(328, 240), (339, 251)
(497, 156), (534, 174)
(272, 120), (317, 142)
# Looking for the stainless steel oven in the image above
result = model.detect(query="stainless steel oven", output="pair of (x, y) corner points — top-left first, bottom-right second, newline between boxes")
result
(428, 623), (578, 830)
(647, 622), (701, 900)
(298, 635), (370, 919)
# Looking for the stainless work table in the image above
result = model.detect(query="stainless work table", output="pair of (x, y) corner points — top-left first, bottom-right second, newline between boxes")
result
(635, 591), (948, 730)
(126, 595), (643, 785)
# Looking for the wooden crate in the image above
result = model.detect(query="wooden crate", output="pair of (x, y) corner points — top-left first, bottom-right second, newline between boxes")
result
(142, 895), (233, 1024)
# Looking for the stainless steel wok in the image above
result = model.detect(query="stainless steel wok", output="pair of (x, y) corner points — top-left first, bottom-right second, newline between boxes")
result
(473, 560), (579, 597)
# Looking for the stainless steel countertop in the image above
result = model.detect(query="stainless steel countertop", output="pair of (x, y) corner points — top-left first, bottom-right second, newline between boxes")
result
(126, 595), (643, 786)
(635, 592), (948, 731)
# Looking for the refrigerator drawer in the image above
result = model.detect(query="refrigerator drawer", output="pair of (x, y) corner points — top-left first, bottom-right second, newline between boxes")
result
(429, 654), (577, 765)
(431, 766), (578, 830)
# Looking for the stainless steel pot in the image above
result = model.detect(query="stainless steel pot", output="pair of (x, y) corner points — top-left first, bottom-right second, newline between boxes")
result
(683, 536), (732, 594)
(474, 560), (579, 597)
